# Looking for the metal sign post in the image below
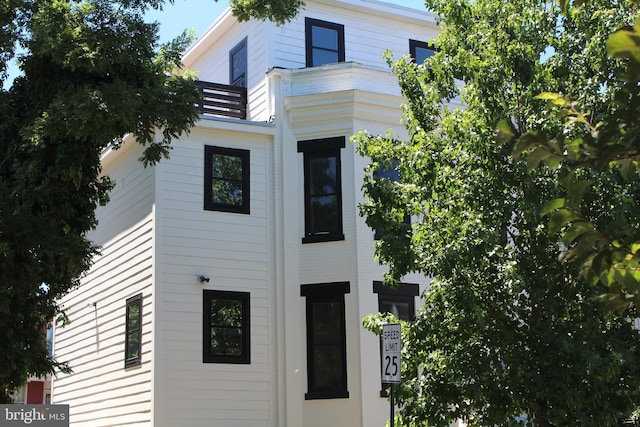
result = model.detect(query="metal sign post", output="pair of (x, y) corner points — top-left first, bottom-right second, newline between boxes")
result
(382, 323), (402, 427)
(390, 383), (395, 427)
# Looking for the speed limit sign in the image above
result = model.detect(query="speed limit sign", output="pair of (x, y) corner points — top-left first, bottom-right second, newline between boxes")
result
(382, 323), (401, 383)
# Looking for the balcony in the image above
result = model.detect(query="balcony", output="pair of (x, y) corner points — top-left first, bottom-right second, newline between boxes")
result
(196, 81), (247, 120)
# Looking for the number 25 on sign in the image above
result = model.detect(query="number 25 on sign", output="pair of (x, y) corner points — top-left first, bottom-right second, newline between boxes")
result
(382, 323), (401, 383)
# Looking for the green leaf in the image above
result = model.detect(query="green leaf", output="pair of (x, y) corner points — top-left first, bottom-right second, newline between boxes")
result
(607, 26), (640, 62)
(565, 137), (584, 161)
(495, 119), (516, 146)
(614, 158), (639, 182)
(540, 198), (566, 216)
(566, 179), (592, 207)
(526, 147), (561, 171)
(562, 221), (594, 245)
(547, 208), (579, 234)
(535, 92), (569, 106)
(573, 230), (609, 255)
(592, 251), (611, 275)
(513, 131), (547, 159)
(613, 265), (640, 293)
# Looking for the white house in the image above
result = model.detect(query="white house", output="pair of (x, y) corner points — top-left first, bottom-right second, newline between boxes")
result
(51, 1), (439, 425)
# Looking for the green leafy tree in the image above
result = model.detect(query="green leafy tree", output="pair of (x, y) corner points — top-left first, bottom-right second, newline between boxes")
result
(356, 0), (640, 425)
(498, 1), (640, 313)
(0, 0), (306, 403)
(0, 0), (200, 403)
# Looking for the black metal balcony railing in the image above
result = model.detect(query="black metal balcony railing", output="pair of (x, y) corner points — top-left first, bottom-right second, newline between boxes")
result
(196, 80), (247, 120)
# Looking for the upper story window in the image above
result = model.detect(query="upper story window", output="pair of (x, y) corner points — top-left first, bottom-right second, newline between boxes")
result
(301, 282), (350, 400)
(305, 18), (345, 67)
(374, 281), (418, 321)
(230, 38), (247, 87)
(374, 159), (411, 240)
(204, 145), (250, 214)
(409, 39), (436, 64)
(125, 294), (143, 368)
(297, 137), (345, 243)
(203, 290), (251, 364)
(374, 281), (418, 396)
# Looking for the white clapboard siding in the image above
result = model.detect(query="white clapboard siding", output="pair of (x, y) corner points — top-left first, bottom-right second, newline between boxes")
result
(53, 141), (155, 426)
(269, 1), (437, 71)
(149, 123), (274, 427)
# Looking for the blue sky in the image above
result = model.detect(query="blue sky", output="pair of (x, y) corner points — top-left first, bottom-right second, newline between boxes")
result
(145, 0), (228, 44)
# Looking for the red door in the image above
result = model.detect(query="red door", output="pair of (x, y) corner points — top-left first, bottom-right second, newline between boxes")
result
(26, 381), (44, 404)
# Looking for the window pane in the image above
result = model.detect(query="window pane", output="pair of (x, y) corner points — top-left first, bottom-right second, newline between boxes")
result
(211, 154), (243, 181)
(313, 343), (344, 389)
(309, 156), (337, 196)
(230, 41), (247, 87)
(127, 304), (140, 329)
(415, 46), (435, 63)
(232, 53), (246, 81)
(312, 301), (341, 343)
(310, 300), (345, 391)
(380, 300), (412, 320)
(211, 179), (243, 206)
(378, 160), (400, 182)
(210, 299), (243, 327)
(312, 49), (339, 66)
(210, 326), (243, 356)
(127, 333), (140, 359)
(309, 195), (339, 233)
(125, 295), (142, 367)
(312, 26), (338, 50)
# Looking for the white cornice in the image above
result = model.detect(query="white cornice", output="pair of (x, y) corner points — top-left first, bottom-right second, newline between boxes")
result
(310, 0), (436, 26)
(283, 88), (406, 135)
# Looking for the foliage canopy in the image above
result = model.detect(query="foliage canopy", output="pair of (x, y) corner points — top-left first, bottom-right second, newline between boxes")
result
(357, 0), (640, 425)
(0, 0), (201, 402)
(498, 1), (640, 313)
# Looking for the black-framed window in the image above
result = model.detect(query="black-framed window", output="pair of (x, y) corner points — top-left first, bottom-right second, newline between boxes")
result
(230, 38), (247, 87)
(204, 145), (250, 214)
(203, 290), (250, 364)
(125, 294), (143, 368)
(409, 39), (436, 64)
(373, 159), (411, 240)
(374, 281), (418, 396)
(305, 18), (345, 67)
(301, 282), (350, 399)
(298, 137), (345, 243)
